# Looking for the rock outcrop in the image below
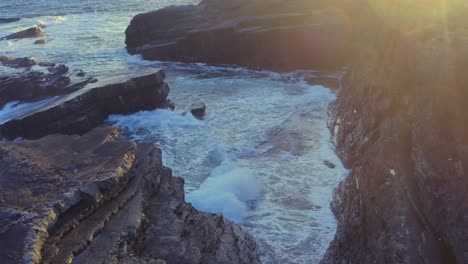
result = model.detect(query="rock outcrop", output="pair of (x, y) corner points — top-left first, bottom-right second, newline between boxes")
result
(0, 126), (259, 264)
(323, 1), (468, 263)
(125, 0), (352, 71)
(0, 62), (96, 109)
(0, 70), (169, 140)
(0, 56), (37, 68)
(1, 26), (44, 40)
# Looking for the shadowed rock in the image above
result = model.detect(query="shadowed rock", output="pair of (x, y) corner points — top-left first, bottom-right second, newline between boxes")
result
(34, 39), (47, 45)
(0, 17), (20, 24)
(0, 63), (96, 109)
(0, 126), (259, 263)
(0, 70), (170, 140)
(0, 55), (36, 68)
(125, 0), (352, 71)
(1, 26), (44, 40)
(184, 101), (206, 119)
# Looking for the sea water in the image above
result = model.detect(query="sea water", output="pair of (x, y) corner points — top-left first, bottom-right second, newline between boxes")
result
(0, 1), (347, 263)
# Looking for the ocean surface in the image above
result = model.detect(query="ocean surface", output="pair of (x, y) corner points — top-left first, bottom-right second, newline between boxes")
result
(0, 1), (347, 263)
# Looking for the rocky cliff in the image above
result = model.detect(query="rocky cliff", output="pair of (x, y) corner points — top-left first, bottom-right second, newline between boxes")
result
(0, 70), (170, 140)
(125, 0), (351, 71)
(323, 1), (468, 263)
(0, 127), (259, 264)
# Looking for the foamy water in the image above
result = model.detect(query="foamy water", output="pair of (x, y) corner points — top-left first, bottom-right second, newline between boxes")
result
(0, 2), (347, 263)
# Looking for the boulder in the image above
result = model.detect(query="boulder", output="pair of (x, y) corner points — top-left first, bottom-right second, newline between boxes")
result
(0, 126), (259, 264)
(186, 101), (206, 118)
(323, 160), (336, 169)
(125, 0), (352, 71)
(1, 26), (44, 40)
(34, 39), (47, 45)
(0, 70), (171, 140)
(47, 64), (69, 75)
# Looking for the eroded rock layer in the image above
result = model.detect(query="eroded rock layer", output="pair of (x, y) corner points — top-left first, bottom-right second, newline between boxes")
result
(0, 70), (170, 140)
(0, 127), (259, 264)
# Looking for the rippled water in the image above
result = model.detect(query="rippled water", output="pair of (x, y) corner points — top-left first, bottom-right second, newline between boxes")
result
(0, 1), (347, 263)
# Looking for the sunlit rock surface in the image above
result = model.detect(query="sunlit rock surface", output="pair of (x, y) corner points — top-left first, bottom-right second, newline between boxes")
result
(323, 1), (468, 263)
(0, 126), (259, 264)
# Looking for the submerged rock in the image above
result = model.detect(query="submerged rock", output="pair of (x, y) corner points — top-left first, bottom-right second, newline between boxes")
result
(0, 126), (259, 263)
(34, 39), (47, 45)
(125, 0), (352, 71)
(323, 160), (336, 169)
(1, 26), (44, 40)
(0, 17), (20, 24)
(0, 55), (36, 68)
(0, 70), (170, 140)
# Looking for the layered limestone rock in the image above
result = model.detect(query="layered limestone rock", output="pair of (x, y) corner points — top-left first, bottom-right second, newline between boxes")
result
(0, 70), (170, 140)
(125, 0), (352, 71)
(323, 1), (468, 263)
(0, 127), (259, 264)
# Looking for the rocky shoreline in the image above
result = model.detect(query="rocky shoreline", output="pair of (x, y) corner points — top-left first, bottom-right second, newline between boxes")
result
(2, 0), (467, 263)
(0, 63), (260, 263)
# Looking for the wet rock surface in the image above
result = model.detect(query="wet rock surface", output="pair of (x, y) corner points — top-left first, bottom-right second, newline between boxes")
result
(0, 61), (96, 109)
(0, 126), (259, 264)
(125, 0), (352, 71)
(0, 70), (169, 140)
(1, 26), (44, 40)
(34, 39), (48, 45)
(0, 55), (36, 68)
(185, 101), (206, 119)
(323, 1), (468, 263)
(0, 17), (20, 24)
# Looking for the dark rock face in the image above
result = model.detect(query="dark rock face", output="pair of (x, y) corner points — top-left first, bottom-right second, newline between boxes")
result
(0, 70), (169, 140)
(186, 101), (206, 119)
(1, 26), (44, 40)
(323, 1), (468, 263)
(0, 55), (36, 68)
(0, 126), (259, 264)
(125, 0), (352, 71)
(34, 39), (48, 45)
(0, 17), (20, 24)
(0, 63), (96, 109)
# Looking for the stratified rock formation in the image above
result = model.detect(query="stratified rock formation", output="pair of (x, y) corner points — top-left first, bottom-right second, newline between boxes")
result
(323, 1), (468, 263)
(0, 70), (169, 140)
(0, 126), (259, 264)
(125, 0), (351, 71)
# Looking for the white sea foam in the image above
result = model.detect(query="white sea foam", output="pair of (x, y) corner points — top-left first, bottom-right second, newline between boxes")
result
(187, 162), (260, 223)
(0, 97), (57, 125)
(108, 109), (260, 223)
